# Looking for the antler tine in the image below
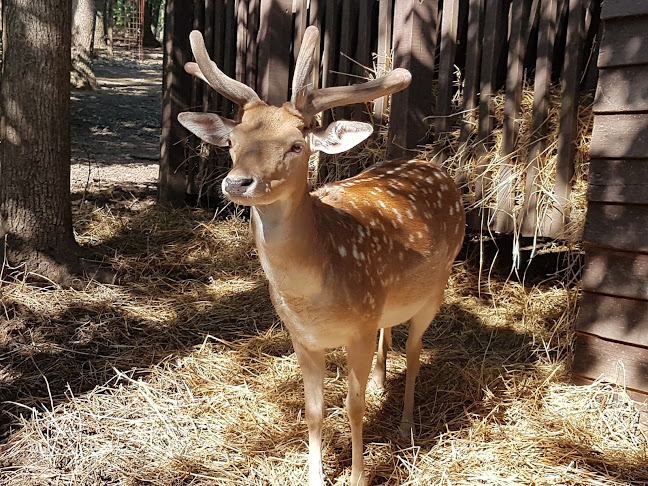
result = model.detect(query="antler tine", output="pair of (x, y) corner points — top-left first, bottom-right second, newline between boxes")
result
(291, 26), (320, 111)
(186, 30), (260, 108)
(301, 68), (412, 120)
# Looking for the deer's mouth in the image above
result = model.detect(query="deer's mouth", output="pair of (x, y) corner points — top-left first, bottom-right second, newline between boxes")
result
(222, 176), (286, 206)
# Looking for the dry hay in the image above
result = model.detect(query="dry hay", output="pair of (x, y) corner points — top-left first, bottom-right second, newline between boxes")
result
(1, 187), (646, 485)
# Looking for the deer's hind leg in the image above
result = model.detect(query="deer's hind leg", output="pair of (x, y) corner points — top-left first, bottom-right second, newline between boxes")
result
(399, 287), (446, 437)
(369, 327), (392, 391)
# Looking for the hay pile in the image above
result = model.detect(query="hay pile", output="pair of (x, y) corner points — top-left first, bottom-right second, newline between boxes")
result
(1, 186), (646, 485)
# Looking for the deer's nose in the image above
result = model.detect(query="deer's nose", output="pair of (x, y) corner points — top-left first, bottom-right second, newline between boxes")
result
(223, 176), (254, 195)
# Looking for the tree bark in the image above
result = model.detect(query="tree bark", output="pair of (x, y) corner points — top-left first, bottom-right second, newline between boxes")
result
(105, 0), (114, 57)
(72, 0), (100, 89)
(0, 0), (81, 282)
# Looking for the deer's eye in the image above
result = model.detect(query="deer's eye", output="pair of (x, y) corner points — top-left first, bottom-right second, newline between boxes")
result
(227, 139), (233, 149)
(290, 143), (304, 154)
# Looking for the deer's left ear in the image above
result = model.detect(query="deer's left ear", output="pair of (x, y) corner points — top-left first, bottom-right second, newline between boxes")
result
(309, 121), (374, 154)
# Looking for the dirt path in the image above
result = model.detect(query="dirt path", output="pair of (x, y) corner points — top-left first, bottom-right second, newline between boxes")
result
(70, 48), (162, 193)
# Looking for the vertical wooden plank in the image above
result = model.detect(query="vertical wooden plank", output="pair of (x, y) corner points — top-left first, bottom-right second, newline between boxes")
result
(246, 0), (260, 90)
(257, 0), (293, 106)
(458, 0), (484, 179)
(521, 0), (558, 236)
(388, 0), (439, 158)
(435, 0), (460, 140)
(494, 0), (532, 234)
(335, 0), (357, 119)
(309, 0), (322, 90)
(203, 0), (214, 111)
(222, 0), (237, 118)
(321, 0), (339, 125)
(159, 0), (194, 206)
(212, 0), (226, 113)
(357, 0), (372, 75)
(472, 0), (507, 230)
(191, 0), (205, 111)
(338, 0), (353, 81)
(543, 0), (584, 237)
(293, 0), (308, 62)
(373, 0), (393, 126)
(236, 0), (249, 84)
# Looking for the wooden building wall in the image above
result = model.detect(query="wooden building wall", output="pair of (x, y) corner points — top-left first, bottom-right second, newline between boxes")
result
(573, 0), (648, 404)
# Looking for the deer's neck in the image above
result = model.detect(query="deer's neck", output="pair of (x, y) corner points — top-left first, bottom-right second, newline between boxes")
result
(251, 187), (322, 296)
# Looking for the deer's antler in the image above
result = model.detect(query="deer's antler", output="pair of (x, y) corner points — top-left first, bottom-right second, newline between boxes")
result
(291, 26), (320, 112)
(185, 27), (411, 121)
(302, 68), (412, 120)
(185, 30), (260, 108)
(289, 26), (411, 120)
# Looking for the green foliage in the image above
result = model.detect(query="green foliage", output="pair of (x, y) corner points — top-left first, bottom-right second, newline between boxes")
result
(113, 0), (165, 28)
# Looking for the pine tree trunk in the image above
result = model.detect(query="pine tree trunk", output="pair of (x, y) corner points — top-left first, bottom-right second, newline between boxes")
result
(0, 0), (81, 282)
(72, 0), (100, 89)
(105, 0), (114, 57)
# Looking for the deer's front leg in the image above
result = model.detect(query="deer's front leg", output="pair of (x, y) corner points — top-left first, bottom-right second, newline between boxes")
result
(294, 342), (326, 486)
(346, 335), (378, 486)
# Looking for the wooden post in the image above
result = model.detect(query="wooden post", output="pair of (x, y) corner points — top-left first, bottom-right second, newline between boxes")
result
(257, 0), (293, 106)
(457, 0), (484, 183)
(236, 0), (249, 85)
(246, 0), (260, 91)
(222, 0), (237, 118)
(435, 0), (460, 143)
(321, 0), (339, 125)
(521, 0), (558, 237)
(203, 0), (214, 111)
(494, 0), (531, 234)
(471, 0), (506, 231)
(309, 0), (322, 91)
(158, 0), (194, 207)
(293, 0), (308, 64)
(373, 0), (393, 127)
(544, 0), (584, 237)
(388, 0), (439, 158)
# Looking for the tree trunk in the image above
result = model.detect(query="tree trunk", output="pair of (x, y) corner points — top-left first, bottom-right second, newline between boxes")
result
(0, 0), (81, 282)
(105, 0), (114, 57)
(72, 0), (100, 89)
(94, 0), (106, 50)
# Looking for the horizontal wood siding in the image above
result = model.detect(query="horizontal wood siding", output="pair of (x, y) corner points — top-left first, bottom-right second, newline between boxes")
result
(581, 245), (648, 300)
(600, 0), (648, 20)
(594, 65), (648, 113)
(577, 292), (648, 347)
(575, 8), (648, 398)
(583, 203), (648, 253)
(587, 159), (648, 204)
(598, 16), (648, 67)
(572, 333), (648, 396)
(589, 113), (648, 159)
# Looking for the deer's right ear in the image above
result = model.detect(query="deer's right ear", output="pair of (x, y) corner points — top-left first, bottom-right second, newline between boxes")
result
(178, 112), (237, 147)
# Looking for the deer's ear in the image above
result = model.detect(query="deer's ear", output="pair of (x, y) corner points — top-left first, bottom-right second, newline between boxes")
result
(309, 121), (374, 154)
(178, 112), (237, 146)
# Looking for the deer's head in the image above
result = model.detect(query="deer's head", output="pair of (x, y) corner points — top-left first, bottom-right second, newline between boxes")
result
(178, 27), (411, 206)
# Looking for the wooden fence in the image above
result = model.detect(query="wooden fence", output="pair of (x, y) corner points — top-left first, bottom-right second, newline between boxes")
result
(159, 0), (601, 239)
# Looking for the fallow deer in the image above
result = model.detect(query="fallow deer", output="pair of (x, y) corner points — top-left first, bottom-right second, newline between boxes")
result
(179, 26), (465, 486)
